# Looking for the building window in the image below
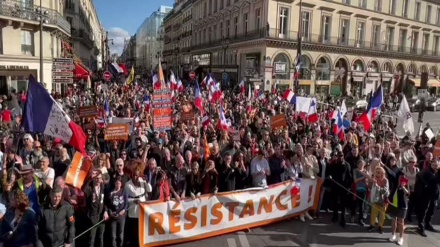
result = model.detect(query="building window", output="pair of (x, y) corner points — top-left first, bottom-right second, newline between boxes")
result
(208, 0), (212, 14)
(372, 24), (381, 48)
(299, 55), (311, 79)
(434, 36), (439, 55)
(21, 30), (34, 55)
(358, 0), (366, 8)
(234, 17), (238, 36)
(316, 57), (330, 80)
(320, 15), (331, 42)
(0, 28), (2, 54)
(402, 0), (408, 17)
(226, 19), (230, 37)
(301, 11), (311, 41)
(382, 62), (392, 73)
(356, 22), (365, 47)
(244, 13), (248, 34)
(220, 22), (224, 38)
(423, 33), (430, 54)
(213, 0), (217, 13)
(342, 0), (350, 4)
(437, 8), (440, 25)
(213, 25), (217, 40)
(399, 29), (407, 52)
(204, 2), (207, 17)
(256, 8), (261, 30)
(226, 0), (230, 7)
(386, 26), (394, 51)
(411, 31), (419, 53)
(279, 7), (289, 37)
(208, 27), (212, 42)
(426, 5), (432, 23)
(415, 2), (421, 21)
(339, 18), (349, 45)
(374, 0), (382, 12)
(389, 0), (396, 15)
(220, 0), (223, 10)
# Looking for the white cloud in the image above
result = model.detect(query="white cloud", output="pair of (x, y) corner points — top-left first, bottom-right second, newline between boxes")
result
(107, 27), (131, 55)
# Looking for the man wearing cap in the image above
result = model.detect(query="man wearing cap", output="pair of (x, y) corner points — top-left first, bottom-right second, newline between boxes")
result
(13, 164), (50, 216)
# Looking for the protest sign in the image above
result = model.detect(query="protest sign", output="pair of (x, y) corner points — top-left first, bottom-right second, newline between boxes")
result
(139, 179), (320, 247)
(78, 106), (98, 117)
(104, 124), (129, 141)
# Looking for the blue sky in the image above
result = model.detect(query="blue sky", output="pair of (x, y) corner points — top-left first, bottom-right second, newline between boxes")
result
(94, 0), (174, 54)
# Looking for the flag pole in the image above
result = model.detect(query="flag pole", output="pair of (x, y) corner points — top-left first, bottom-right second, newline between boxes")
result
(295, 0), (303, 94)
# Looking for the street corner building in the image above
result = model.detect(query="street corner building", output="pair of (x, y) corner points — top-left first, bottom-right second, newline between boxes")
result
(0, 0), (104, 93)
(157, 0), (440, 97)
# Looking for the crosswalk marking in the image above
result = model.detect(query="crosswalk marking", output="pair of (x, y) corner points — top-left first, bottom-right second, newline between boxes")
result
(237, 232), (250, 247)
(227, 238), (237, 247)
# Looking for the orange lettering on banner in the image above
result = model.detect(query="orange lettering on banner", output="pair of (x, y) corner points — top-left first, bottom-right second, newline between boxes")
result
(184, 207), (198, 230)
(224, 202), (240, 221)
(290, 193), (300, 208)
(239, 200), (255, 218)
(169, 210), (181, 234)
(148, 213), (165, 236)
(275, 190), (288, 211)
(257, 196), (274, 214)
(201, 205), (208, 227)
(210, 203), (223, 225)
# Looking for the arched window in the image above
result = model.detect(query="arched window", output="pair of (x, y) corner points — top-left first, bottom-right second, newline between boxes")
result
(316, 57), (330, 80)
(368, 61), (379, 72)
(382, 62), (393, 73)
(430, 66), (438, 76)
(299, 55), (311, 80)
(408, 63), (417, 74)
(273, 53), (290, 80)
(352, 59), (365, 71)
(420, 65), (428, 74)
(396, 63), (405, 74)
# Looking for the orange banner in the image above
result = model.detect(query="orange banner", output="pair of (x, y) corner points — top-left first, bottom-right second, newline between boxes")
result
(65, 152), (92, 189)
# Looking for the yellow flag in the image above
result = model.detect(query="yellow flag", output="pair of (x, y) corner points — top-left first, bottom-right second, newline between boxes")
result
(126, 66), (135, 85)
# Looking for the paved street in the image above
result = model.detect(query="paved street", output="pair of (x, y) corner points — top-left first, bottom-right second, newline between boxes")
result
(395, 111), (440, 137)
(174, 213), (440, 247)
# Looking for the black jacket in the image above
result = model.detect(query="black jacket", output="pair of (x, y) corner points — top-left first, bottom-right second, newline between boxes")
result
(39, 201), (75, 247)
(328, 160), (353, 190)
(414, 168), (440, 200)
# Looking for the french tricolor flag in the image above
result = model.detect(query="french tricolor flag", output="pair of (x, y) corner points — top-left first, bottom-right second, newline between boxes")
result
(283, 89), (295, 104)
(358, 85), (384, 131)
(333, 110), (345, 141)
(153, 74), (161, 90)
(218, 105), (230, 130)
(307, 98), (319, 123)
(239, 80), (245, 95)
(194, 82), (203, 115)
(22, 75), (86, 153)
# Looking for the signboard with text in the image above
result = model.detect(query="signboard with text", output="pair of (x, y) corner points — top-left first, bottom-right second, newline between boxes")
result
(52, 58), (74, 83)
(152, 90), (173, 131)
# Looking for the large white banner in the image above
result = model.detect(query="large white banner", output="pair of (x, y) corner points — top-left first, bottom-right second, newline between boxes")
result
(139, 179), (321, 247)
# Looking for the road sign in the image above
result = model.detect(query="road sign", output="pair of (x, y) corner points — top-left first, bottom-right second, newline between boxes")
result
(222, 72), (228, 81)
(189, 71), (196, 80)
(103, 71), (112, 81)
(52, 58), (74, 84)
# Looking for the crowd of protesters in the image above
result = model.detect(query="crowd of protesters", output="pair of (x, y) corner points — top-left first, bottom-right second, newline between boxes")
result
(0, 75), (438, 247)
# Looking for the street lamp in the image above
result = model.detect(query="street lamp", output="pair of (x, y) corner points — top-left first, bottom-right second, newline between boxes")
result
(221, 37), (230, 70)
(35, 0), (49, 84)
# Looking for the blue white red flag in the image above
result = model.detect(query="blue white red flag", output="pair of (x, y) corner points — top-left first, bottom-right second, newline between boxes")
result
(358, 85), (383, 131)
(23, 75), (86, 153)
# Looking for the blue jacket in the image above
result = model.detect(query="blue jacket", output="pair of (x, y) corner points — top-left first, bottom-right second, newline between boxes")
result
(0, 208), (38, 247)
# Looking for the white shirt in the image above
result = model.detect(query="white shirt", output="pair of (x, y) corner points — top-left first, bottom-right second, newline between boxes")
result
(250, 157), (270, 187)
(35, 168), (55, 187)
(124, 178), (152, 218)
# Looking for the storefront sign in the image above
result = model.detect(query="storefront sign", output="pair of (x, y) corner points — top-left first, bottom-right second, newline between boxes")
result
(274, 62), (287, 74)
(351, 72), (365, 77)
(192, 54), (211, 66)
(368, 73), (380, 77)
(0, 65), (29, 70)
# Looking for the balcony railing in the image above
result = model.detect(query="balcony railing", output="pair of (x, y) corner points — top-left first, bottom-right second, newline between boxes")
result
(71, 29), (93, 49)
(192, 28), (439, 57)
(0, 0), (71, 35)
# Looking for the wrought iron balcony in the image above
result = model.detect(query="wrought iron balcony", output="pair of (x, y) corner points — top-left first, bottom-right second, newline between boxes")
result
(0, 0), (71, 35)
(192, 27), (439, 58)
(71, 29), (93, 49)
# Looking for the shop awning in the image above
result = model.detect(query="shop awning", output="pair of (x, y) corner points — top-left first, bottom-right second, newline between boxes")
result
(74, 62), (91, 80)
(408, 78), (421, 87)
(428, 79), (440, 87)
(118, 64), (128, 76)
